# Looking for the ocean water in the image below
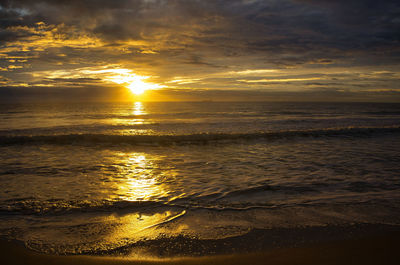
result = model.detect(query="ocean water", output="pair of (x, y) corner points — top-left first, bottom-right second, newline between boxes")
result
(0, 102), (399, 256)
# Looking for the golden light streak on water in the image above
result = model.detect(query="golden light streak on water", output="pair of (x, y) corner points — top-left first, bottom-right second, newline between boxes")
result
(99, 151), (187, 246)
(110, 102), (148, 128)
(114, 152), (170, 202)
(132, 102), (145, 116)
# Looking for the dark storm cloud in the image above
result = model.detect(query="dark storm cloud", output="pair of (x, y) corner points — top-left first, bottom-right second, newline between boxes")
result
(1, 0), (399, 58)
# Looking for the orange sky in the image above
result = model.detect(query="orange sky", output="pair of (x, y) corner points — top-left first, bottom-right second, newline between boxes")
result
(0, 0), (399, 102)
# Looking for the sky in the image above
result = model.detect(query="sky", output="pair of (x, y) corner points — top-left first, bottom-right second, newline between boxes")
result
(0, 0), (399, 102)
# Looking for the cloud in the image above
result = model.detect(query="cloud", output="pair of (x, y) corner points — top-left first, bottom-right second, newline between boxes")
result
(0, 0), (399, 101)
(238, 77), (321, 83)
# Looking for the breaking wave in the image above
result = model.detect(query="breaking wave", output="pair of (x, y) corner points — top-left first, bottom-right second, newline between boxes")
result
(1, 126), (399, 146)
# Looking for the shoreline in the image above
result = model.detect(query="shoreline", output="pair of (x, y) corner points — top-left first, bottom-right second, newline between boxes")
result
(2, 231), (399, 265)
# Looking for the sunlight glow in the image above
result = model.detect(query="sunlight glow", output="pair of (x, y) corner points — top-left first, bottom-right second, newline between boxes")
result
(106, 69), (164, 95)
(82, 67), (165, 95)
(126, 77), (159, 95)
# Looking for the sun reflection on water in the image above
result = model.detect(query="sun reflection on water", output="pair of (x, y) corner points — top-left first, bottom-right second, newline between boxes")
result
(132, 102), (145, 116)
(99, 152), (188, 246)
(96, 151), (188, 248)
(122, 101), (147, 126)
(115, 152), (171, 202)
(110, 101), (154, 135)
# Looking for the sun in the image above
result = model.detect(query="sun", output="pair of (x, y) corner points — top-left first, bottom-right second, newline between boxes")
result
(127, 78), (156, 95)
(92, 68), (165, 96)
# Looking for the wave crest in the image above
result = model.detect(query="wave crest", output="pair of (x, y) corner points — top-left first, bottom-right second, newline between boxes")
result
(0, 126), (399, 146)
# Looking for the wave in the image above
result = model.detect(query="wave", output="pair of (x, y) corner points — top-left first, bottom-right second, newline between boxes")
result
(0, 199), (168, 215)
(0, 186), (312, 215)
(362, 111), (400, 115)
(0, 126), (399, 146)
(0, 197), (274, 215)
(216, 183), (317, 200)
(3, 181), (399, 216)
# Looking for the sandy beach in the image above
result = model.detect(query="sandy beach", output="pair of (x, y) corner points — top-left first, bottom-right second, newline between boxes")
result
(2, 231), (399, 265)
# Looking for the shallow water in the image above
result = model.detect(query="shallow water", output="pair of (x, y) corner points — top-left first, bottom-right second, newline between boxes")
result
(0, 102), (399, 255)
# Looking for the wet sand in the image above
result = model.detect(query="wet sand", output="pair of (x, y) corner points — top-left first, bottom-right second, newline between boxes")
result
(2, 232), (399, 265)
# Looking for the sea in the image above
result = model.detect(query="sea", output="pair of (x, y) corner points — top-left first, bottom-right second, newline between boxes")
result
(0, 101), (399, 256)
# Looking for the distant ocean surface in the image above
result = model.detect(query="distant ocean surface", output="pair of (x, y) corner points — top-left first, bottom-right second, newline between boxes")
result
(0, 102), (399, 256)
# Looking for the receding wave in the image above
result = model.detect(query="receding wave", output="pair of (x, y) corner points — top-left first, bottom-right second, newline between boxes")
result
(1, 126), (399, 146)
(216, 183), (317, 200)
(0, 199), (168, 215)
(0, 197), (274, 215)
